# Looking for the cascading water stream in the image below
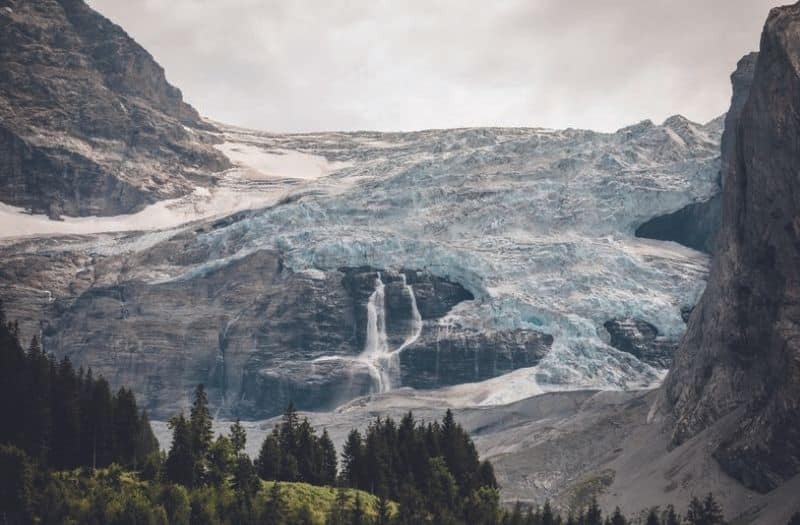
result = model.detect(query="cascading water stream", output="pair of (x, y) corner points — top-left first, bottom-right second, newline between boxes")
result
(314, 271), (422, 394)
(360, 272), (393, 391)
(393, 273), (423, 354)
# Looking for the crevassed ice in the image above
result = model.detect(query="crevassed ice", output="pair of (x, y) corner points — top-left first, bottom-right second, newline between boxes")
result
(70, 119), (724, 402)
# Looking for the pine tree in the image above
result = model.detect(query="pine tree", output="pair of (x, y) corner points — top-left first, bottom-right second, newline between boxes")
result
(50, 356), (81, 469)
(609, 507), (626, 525)
(541, 500), (555, 525)
(256, 430), (282, 481)
(428, 456), (457, 513)
(189, 384), (213, 482)
(134, 410), (159, 470)
(341, 429), (364, 488)
(87, 377), (114, 468)
(509, 501), (524, 525)
(24, 335), (53, 463)
(207, 434), (234, 486)
(663, 505), (680, 525)
(296, 417), (318, 483)
(261, 482), (288, 525)
(232, 453), (259, 500)
(0, 445), (34, 523)
(0, 312), (26, 448)
(645, 508), (660, 525)
(230, 418), (247, 454)
(165, 413), (196, 487)
(686, 493), (725, 525)
(586, 496), (603, 525)
(351, 493), (366, 525)
(327, 487), (351, 525)
(702, 493), (724, 525)
(319, 428), (338, 485)
(112, 387), (140, 467)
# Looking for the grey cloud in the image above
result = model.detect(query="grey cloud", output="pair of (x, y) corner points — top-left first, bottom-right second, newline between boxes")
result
(89, 0), (782, 132)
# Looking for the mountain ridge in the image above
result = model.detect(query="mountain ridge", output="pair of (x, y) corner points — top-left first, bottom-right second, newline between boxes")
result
(0, 0), (229, 218)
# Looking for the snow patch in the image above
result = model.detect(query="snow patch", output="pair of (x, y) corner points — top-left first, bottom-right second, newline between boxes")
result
(215, 142), (350, 180)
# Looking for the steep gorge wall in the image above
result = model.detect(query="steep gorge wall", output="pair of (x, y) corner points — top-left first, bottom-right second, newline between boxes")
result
(0, 236), (552, 418)
(664, 6), (800, 492)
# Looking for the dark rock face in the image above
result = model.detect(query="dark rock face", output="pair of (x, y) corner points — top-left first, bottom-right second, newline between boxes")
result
(634, 195), (721, 253)
(603, 318), (675, 369)
(399, 328), (552, 389)
(340, 267), (475, 351)
(0, 0), (229, 217)
(0, 236), (548, 418)
(665, 7), (800, 492)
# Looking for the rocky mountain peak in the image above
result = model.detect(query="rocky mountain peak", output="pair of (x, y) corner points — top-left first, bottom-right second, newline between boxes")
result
(664, 2), (800, 492)
(0, 0), (229, 218)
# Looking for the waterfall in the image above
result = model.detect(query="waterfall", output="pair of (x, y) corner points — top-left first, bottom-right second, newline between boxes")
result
(363, 273), (389, 359)
(318, 271), (423, 394)
(359, 273), (395, 392)
(394, 273), (423, 354)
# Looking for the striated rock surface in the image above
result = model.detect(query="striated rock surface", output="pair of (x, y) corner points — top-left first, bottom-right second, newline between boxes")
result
(0, 233), (550, 418)
(603, 318), (676, 369)
(665, 6), (800, 493)
(0, 0), (229, 217)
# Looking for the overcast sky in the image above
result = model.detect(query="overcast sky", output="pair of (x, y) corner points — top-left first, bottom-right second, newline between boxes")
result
(90, 0), (781, 133)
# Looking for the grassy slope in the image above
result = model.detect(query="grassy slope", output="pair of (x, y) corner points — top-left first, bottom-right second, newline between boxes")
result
(50, 468), (394, 525)
(262, 480), (396, 523)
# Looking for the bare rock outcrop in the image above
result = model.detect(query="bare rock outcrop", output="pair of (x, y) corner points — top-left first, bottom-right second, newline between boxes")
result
(0, 0), (229, 217)
(665, 5), (800, 492)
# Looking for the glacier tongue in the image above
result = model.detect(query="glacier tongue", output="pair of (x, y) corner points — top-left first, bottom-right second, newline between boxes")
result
(182, 119), (719, 401)
(1, 116), (721, 407)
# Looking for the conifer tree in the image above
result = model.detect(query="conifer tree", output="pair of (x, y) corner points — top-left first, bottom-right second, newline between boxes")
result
(261, 482), (288, 525)
(296, 418), (318, 483)
(256, 430), (282, 481)
(351, 493), (365, 525)
(327, 487), (351, 525)
(25, 335), (53, 463)
(50, 357), (81, 469)
(0, 445), (34, 523)
(541, 500), (555, 525)
(87, 377), (114, 468)
(230, 418), (247, 454)
(166, 413), (196, 487)
(586, 496), (603, 525)
(686, 493), (725, 525)
(609, 506), (626, 525)
(508, 502), (524, 525)
(662, 504), (680, 525)
(341, 429), (364, 488)
(112, 387), (140, 467)
(702, 493), (725, 525)
(207, 435), (234, 486)
(189, 384), (213, 481)
(319, 428), (338, 485)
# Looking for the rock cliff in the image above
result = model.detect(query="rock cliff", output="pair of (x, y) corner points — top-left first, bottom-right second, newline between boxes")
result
(0, 236), (552, 418)
(0, 0), (229, 217)
(665, 5), (800, 492)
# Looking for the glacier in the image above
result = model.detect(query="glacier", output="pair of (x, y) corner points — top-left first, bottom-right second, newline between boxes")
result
(0, 115), (721, 408)
(160, 116), (719, 403)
